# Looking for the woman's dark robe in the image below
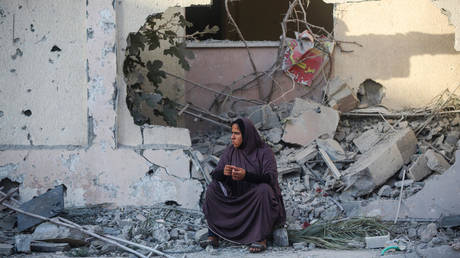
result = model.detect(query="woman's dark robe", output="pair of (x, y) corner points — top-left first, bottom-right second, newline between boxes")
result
(203, 118), (286, 244)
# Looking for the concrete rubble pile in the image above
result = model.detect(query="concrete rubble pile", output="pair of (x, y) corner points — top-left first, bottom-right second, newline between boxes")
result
(1, 97), (460, 257)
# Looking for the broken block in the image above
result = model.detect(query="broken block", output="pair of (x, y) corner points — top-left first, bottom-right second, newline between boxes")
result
(278, 165), (302, 178)
(343, 128), (417, 196)
(282, 98), (339, 146)
(294, 144), (317, 165)
(425, 150), (450, 173)
(326, 77), (359, 113)
(365, 234), (390, 248)
(15, 234), (32, 253)
(408, 154), (432, 181)
(32, 222), (88, 247)
(17, 184), (65, 232)
(353, 128), (381, 154)
(317, 138), (346, 161)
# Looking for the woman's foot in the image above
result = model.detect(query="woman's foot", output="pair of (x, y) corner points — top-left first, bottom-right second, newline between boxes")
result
(249, 240), (267, 253)
(200, 236), (219, 248)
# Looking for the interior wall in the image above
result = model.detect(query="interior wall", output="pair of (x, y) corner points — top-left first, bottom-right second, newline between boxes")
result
(332, 0), (460, 109)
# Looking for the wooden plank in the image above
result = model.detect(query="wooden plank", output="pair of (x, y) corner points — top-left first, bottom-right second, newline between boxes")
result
(319, 148), (341, 179)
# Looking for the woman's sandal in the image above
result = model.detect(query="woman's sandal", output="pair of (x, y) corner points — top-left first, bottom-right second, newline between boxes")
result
(249, 241), (267, 253)
(200, 236), (219, 248)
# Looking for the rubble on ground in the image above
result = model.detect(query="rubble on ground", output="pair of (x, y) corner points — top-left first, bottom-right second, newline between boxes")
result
(1, 92), (460, 257)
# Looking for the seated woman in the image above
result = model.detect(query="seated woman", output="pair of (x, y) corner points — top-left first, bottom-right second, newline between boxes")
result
(203, 118), (286, 253)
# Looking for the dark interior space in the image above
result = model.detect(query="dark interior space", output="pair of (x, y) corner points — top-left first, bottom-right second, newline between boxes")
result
(186, 0), (333, 41)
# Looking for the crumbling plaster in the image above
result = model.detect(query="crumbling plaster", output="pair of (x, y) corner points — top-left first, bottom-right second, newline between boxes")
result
(332, 0), (460, 109)
(0, 0), (210, 210)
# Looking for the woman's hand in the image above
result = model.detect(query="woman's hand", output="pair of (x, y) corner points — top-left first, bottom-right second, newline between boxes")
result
(232, 166), (246, 181)
(224, 165), (234, 176)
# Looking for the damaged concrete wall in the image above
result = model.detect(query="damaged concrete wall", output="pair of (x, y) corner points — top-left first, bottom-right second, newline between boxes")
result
(0, 1), (87, 146)
(0, 0), (210, 210)
(332, 0), (460, 109)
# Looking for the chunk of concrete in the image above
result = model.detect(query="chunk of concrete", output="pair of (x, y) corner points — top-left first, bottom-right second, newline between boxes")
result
(273, 228), (289, 247)
(353, 151), (460, 220)
(0, 243), (13, 256)
(408, 154), (432, 181)
(246, 105), (281, 130)
(32, 222), (88, 247)
(425, 150), (450, 173)
(278, 165), (302, 178)
(17, 184), (65, 232)
(282, 98), (339, 146)
(343, 128), (417, 196)
(15, 234), (32, 253)
(357, 79), (385, 108)
(265, 127), (283, 144)
(353, 129), (381, 154)
(317, 138), (346, 161)
(365, 234), (390, 248)
(194, 228), (208, 243)
(30, 241), (70, 252)
(419, 223), (438, 243)
(326, 77), (359, 113)
(294, 144), (318, 165)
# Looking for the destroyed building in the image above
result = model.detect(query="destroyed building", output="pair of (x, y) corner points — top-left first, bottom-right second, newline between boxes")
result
(0, 0), (460, 257)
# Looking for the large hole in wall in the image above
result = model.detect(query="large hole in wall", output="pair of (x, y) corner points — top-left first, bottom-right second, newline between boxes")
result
(186, 0), (333, 40)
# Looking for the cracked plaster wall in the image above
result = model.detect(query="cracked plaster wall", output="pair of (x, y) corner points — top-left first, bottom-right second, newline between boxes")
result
(331, 0), (460, 109)
(0, 0), (210, 210)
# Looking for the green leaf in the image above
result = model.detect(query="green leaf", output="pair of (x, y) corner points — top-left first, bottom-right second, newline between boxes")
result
(146, 60), (166, 86)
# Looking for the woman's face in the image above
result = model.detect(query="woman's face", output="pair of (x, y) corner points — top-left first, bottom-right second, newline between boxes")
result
(231, 123), (243, 148)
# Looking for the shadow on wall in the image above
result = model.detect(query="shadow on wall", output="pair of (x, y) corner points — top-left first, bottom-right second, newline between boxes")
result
(334, 19), (459, 80)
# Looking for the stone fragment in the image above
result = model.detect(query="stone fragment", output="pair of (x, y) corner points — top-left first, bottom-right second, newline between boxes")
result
(408, 154), (432, 181)
(343, 128), (417, 196)
(377, 185), (392, 197)
(246, 105), (281, 130)
(282, 98), (339, 146)
(32, 222), (87, 247)
(357, 79), (385, 108)
(317, 138), (346, 161)
(194, 228), (208, 243)
(353, 128), (381, 153)
(152, 223), (170, 242)
(170, 228), (179, 239)
(265, 127), (283, 144)
(408, 228), (417, 239)
(278, 165), (302, 178)
(439, 215), (460, 228)
(17, 184), (65, 232)
(451, 115), (460, 126)
(0, 243), (13, 256)
(30, 241), (70, 252)
(15, 234), (32, 253)
(294, 144), (317, 165)
(425, 150), (450, 173)
(212, 144), (226, 156)
(293, 242), (306, 250)
(365, 234), (390, 248)
(419, 223), (438, 243)
(272, 227), (289, 247)
(326, 77), (359, 112)
(445, 131), (460, 146)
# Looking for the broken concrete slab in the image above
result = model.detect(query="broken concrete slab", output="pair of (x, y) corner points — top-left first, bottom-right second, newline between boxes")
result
(326, 77), (359, 113)
(15, 234), (32, 253)
(278, 165), (302, 178)
(352, 151), (460, 220)
(282, 98), (339, 146)
(317, 138), (347, 161)
(294, 144), (318, 165)
(425, 149), (451, 173)
(31, 222), (88, 247)
(30, 241), (70, 252)
(0, 243), (13, 256)
(353, 128), (382, 154)
(408, 154), (432, 181)
(343, 128), (417, 196)
(246, 105), (281, 131)
(17, 184), (65, 232)
(265, 127), (283, 144)
(143, 149), (191, 179)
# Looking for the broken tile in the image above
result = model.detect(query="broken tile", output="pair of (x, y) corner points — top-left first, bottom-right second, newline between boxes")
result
(282, 98), (339, 146)
(343, 128), (417, 196)
(17, 184), (65, 232)
(425, 150), (450, 173)
(353, 128), (381, 154)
